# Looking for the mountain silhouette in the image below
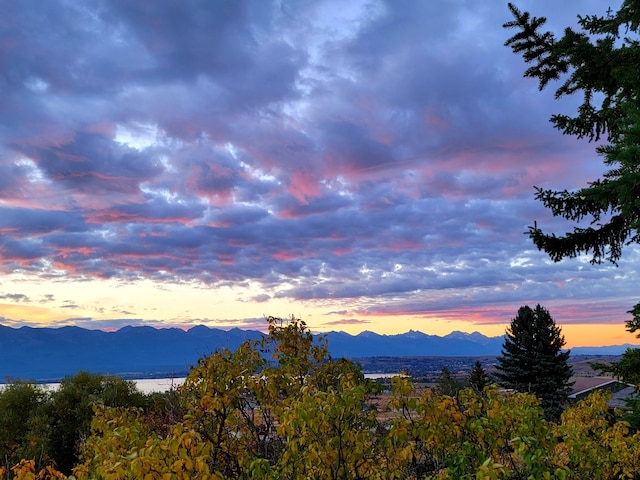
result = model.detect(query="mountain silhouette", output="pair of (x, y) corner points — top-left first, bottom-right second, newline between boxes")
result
(0, 324), (634, 381)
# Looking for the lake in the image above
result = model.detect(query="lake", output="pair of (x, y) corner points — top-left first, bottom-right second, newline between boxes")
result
(1, 373), (404, 393)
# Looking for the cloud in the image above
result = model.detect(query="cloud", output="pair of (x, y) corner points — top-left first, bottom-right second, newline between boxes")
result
(39, 294), (55, 304)
(243, 294), (271, 303)
(323, 318), (371, 326)
(0, 0), (634, 335)
(0, 293), (31, 303)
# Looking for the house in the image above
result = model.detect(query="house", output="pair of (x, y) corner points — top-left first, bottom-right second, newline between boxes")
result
(569, 376), (636, 409)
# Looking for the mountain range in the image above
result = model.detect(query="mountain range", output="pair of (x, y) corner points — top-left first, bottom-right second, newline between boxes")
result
(0, 324), (637, 381)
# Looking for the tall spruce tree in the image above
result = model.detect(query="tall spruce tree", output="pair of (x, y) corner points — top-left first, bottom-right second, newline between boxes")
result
(495, 305), (573, 420)
(503, 2), (640, 332)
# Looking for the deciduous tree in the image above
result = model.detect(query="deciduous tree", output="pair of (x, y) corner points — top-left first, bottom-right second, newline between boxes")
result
(0, 382), (48, 474)
(44, 371), (147, 474)
(25, 316), (640, 479)
(75, 316), (383, 480)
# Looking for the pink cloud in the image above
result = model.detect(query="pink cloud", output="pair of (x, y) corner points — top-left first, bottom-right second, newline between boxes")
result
(85, 209), (191, 225)
(424, 111), (448, 129)
(271, 250), (308, 262)
(55, 246), (95, 258)
(357, 300), (633, 328)
(287, 171), (321, 203)
(378, 239), (424, 252)
(323, 318), (371, 326)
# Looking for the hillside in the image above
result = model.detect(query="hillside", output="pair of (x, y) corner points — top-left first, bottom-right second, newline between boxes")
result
(0, 324), (635, 381)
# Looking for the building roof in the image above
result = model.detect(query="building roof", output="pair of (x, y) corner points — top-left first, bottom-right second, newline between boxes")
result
(568, 376), (637, 409)
(608, 386), (637, 409)
(569, 376), (620, 398)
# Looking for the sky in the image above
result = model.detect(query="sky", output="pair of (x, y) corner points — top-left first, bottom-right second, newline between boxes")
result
(0, 0), (638, 348)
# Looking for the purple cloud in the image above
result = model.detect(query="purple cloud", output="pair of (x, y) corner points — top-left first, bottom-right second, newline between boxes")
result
(0, 0), (635, 337)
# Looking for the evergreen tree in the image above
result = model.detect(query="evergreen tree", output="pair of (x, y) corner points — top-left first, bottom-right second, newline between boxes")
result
(436, 366), (463, 397)
(468, 360), (490, 394)
(503, 2), (640, 332)
(495, 305), (573, 420)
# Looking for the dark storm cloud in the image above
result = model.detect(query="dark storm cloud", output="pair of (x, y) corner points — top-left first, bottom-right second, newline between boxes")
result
(0, 0), (633, 327)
